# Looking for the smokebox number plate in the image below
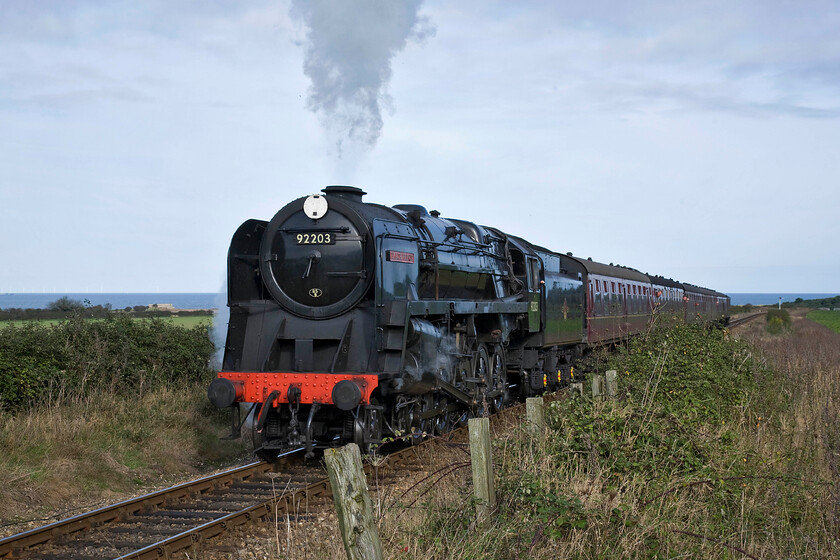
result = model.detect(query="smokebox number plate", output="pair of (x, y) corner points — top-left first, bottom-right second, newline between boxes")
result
(294, 233), (336, 245)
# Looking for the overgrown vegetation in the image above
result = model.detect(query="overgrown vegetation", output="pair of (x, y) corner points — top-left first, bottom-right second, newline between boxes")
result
(0, 314), (214, 410)
(372, 320), (839, 559)
(765, 308), (792, 334)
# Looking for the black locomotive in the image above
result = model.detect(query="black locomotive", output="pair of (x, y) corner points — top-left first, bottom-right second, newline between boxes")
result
(208, 186), (729, 459)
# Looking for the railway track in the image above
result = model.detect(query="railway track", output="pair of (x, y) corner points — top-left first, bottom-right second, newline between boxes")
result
(726, 312), (765, 329)
(0, 401), (526, 560)
(0, 452), (328, 560)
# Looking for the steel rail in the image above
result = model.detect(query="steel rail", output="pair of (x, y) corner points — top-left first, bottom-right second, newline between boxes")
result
(113, 471), (331, 560)
(0, 451), (305, 559)
(727, 312), (765, 329)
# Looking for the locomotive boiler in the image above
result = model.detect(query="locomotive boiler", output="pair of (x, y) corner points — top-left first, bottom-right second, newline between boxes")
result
(208, 186), (729, 460)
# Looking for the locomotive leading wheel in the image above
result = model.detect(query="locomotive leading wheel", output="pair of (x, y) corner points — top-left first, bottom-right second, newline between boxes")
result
(353, 402), (382, 455)
(252, 404), (283, 463)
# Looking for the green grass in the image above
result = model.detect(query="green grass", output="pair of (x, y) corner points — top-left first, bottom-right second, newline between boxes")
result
(808, 309), (840, 333)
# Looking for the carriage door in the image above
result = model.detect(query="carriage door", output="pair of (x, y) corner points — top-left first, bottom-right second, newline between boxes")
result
(622, 284), (628, 317)
(527, 257), (543, 333)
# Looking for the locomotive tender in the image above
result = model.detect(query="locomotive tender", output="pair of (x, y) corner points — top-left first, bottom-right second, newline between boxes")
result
(208, 186), (729, 460)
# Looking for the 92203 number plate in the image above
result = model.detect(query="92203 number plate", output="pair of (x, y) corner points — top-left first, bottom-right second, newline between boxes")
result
(294, 232), (336, 245)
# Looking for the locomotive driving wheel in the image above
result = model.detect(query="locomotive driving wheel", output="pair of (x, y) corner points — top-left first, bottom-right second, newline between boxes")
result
(471, 344), (491, 417)
(489, 344), (509, 412)
(395, 396), (427, 443)
(431, 393), (450, 435)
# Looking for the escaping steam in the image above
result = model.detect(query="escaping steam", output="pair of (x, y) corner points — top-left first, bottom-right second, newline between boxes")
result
(290, 0), (435, 158)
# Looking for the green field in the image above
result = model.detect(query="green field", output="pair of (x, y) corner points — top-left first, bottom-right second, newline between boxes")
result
(808, 309), (840, 333)
(0, 314), (215, 328)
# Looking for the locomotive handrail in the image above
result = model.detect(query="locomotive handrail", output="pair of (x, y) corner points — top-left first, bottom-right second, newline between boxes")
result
(281, 226), (351, 233)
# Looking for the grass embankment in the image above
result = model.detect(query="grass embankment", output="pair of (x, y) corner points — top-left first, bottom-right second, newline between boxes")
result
(0, 316), (248, 529)
(808, 309), (840, 333)
(371, 318), (839, 559)
(0, 384), (248, 525)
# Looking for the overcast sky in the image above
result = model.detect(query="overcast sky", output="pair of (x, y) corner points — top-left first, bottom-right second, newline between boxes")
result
(1, 0), (838, 294)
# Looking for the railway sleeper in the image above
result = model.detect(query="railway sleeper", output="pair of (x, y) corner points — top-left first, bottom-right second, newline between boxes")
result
(106, 525), (187, 536)
(129, 515), (211, 525)
(150, 510), (228, 519)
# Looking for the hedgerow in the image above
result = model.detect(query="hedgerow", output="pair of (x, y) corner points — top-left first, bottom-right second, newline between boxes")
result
(0, 315), (215, 410)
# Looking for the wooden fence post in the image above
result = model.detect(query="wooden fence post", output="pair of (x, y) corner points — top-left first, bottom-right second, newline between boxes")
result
(605, 370), (617, 398)
(324, 443), (384, 560)
(526, 397), (545, 435)
(592, 374), (604, 399)
(570, 382), (583, 396)
(468, 417), (495, 526)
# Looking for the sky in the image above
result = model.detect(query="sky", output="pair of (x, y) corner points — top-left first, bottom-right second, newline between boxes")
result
(1, 0), (839, 294)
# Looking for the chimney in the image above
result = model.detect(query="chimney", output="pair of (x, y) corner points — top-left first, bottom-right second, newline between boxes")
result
(322, 185), (366, 203)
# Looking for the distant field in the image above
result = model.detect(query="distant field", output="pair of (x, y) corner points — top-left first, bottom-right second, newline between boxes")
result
(0, 314), (215, 329)
(808, 309), (840, 333)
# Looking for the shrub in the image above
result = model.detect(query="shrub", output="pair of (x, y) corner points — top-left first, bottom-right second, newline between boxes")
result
(0, 315), (215, 411)
(47, 296), (86, 313)
(765, 309), (791, 334)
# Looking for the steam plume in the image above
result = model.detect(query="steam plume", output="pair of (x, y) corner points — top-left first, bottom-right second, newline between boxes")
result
(291, 0), (434, 157)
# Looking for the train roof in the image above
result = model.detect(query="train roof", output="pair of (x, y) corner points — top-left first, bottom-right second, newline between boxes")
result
(564, 255), (650, 283)
(647, 275), (684, 290)
(683, 283), (729, 299)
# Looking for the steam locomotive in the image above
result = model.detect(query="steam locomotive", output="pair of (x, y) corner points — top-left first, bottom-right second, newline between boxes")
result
(208, 186), (729, 460)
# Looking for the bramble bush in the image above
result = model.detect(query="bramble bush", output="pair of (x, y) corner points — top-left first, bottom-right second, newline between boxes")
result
(765, 308), (791, 334)
(0, 314), (215, 410)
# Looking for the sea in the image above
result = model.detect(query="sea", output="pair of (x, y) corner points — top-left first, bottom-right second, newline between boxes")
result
(1, 292), (836, 310)
(727, 293), (838, 306)
(0, 293), (221, 310)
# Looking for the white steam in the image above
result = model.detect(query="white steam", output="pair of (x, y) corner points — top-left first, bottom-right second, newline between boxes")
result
(211, 281), (228, 371)
(290, 0), (435, 158)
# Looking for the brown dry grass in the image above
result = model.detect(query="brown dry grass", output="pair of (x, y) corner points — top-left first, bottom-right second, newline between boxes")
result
(0, 383), (248, 534)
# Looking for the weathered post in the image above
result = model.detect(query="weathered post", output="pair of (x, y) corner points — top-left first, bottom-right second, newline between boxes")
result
(525, 397), (545, 435)
(468, 417), (495, 526)
(592, 374), (604, 399)
(605, 369), (618, 398)
(323, 443), (384, 560)
(570, 382), (584, 396)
